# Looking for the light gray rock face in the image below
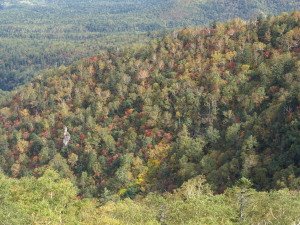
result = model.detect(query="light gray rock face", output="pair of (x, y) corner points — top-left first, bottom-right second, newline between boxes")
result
(63, 126), (71, 147)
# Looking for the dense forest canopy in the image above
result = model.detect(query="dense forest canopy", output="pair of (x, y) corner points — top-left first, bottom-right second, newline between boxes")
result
(0, 9), (300, 225)
(0, 0), (299, 90)
(0, 11), (300, 197)
(1, 171), (300, 224)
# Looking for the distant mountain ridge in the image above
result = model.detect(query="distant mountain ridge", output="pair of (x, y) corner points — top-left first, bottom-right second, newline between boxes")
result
(0, 0), (298, 91)
(1, 0), (299, 34)
(2, 0), (299, 22)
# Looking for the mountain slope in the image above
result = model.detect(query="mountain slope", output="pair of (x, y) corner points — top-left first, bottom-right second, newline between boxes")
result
(0, 12), (300, 198)
(0, 0), (299, 90)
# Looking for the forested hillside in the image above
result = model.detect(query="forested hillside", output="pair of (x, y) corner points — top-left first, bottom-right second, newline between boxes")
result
(0, 11), (300, 225)
(0, 0), (299, 90)
(1, 11), (300, 197)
